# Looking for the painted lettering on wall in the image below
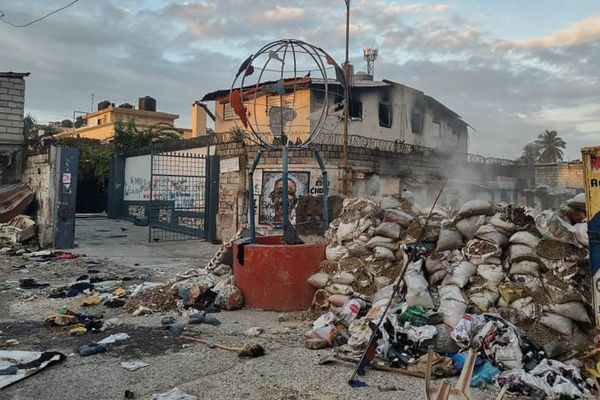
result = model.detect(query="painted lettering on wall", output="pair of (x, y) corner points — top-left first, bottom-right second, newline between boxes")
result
(219, 187), (234, 215)
(125, 177), (151, 200)
(309, 174), (329, 195)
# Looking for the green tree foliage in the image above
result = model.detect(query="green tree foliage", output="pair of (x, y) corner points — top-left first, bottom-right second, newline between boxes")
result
(112, 120), (181, 153)
(74, 116), (85, 128)
(535, 130), (566, 163)
(61, 119), (73, 128)
(517, 143), (541, 165)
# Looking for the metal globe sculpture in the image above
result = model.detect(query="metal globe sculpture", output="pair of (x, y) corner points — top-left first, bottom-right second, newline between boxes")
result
(229, 39), (346, 149)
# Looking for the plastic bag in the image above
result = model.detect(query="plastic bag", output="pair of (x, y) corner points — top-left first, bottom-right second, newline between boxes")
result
(436, 228), (464, 252)
(325, 244), (348, 261)
(442, 261), (476, 288)
(574, 223), (588, 248)
(312, 312), (338, 340)
(347, 318), (372, 350)
(341, 299), (366, 323)
(451, 314), (485, 348)
(471, 361), (500, 388)
(535, 210), (580, 247)
(374, 222), (402, 239)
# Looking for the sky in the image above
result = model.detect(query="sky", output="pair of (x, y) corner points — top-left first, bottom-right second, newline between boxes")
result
(2, 0), (600, 160)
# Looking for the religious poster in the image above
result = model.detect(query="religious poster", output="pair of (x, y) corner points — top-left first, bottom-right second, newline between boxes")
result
(259, 171), (310, 224)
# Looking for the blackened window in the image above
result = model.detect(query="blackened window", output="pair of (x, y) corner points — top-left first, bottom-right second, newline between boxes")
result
(411, 111), (422, 134)
(379, 103), (392, 128)
(349, 100), (362, 119)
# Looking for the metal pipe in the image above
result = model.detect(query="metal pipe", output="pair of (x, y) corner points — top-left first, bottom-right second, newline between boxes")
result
(282, 146), (289, 232)
(342, 0), (350, 196)
(313, 148), (329, 227)
(248, 150), (263, 243)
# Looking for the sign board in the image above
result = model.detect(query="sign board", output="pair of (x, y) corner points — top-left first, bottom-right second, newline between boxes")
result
(582, 146), (600, 326)
(220, 157), (240, 174)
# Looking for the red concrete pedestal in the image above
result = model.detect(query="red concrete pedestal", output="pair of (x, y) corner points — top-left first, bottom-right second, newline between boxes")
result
(233, 236), (326, 311)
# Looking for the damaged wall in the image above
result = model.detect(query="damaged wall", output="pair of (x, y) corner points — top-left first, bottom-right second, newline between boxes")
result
(21, 147), (57, 247)
(0, 72), (28, 184)
(535, 161), (583, 189)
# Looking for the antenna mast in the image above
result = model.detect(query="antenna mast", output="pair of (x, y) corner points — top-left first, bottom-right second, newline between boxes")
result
(363, 47), (378, 76)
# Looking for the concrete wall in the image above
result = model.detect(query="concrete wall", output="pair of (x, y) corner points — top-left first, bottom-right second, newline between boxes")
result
(21, 148), (57, 247)
(0, 76), (26, 183)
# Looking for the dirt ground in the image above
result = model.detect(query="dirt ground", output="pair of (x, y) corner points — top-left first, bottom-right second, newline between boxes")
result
(0, 219), (502, 400)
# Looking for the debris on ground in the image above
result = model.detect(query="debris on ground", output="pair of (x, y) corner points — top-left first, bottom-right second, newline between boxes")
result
(0, 350), (65, 389)
(0, 215), (35, 243)
(121, 361), (149, 371)
(308, 192), (596, 398)
(151, 387), (198, 400)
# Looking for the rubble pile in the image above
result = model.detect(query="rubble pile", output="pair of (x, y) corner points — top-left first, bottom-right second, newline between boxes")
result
(307, 193), (596, 398)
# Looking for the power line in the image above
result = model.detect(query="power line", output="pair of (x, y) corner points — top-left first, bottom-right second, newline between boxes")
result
(0, 0), (80, 28)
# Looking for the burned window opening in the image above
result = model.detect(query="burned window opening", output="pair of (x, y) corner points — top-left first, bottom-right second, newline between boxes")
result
(379, 103), (392, 128)
(349, 100), (362, 120)
(411, 111), (422, 134)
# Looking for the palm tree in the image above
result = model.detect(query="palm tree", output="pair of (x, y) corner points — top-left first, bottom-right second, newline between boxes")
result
(534, 130), (566, 163)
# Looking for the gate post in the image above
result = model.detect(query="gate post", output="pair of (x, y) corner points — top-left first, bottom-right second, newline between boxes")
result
(53, 146), (79, 249)
(205, 155), (220, 241)
(107, 154), (125, 219)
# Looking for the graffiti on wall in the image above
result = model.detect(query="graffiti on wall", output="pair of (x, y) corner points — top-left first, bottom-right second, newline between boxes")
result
(219, 186), (234, 215)
(259, 171), (310, 224)
(151, 176), (203, 209)
(125, 177), (151, 200)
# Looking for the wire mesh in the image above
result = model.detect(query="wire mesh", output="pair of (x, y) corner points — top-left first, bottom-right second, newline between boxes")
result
(149, 150), (207, 242)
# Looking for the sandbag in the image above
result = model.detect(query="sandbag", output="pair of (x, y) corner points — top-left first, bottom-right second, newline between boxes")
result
(498, 282), (528, 303)
(477, 264), (505, 287)
(307, 272), (330, 289)
(509, 260), (540, 276)
(425, 252), (451, 274)
(540, 312), (574, 336)
(565, 193), (586, 211)
(509, 231), (540, 248)
(489, 215), (516, 236)
(474, 225), (509, 248)
(325, 283), (353, 295)
(510, 296), (536, 319)
(508, 244), (540, 263)
(336, 220), (359, 242)
(535, 210), (580, 247)
(456, 215), (488, 240)
(442, 261), (476, 288)
(428, 269), (448, 286)
(438, 285), (468, 327)
(325, 244), (348, 261)
(404, 260), (434, 309)
(468, 288), (500, 311)
(328, 294), (351, 307)
(463, 239), (502, 265)
(384, 209), (414, 228)
(332, 271), (355, 285)
(373, 246), (396, 260)
(560, 204), (586, 224)
(375, 276), (391, 288)
(374, 222), (402, 240)
(545, 302), (591, 324)
(367, 236), (395, 250)
(457, 199), (495, 218)
(380, 196), (401, 209)
(436, 228), (464, 252)
(346, 242), (371, 257)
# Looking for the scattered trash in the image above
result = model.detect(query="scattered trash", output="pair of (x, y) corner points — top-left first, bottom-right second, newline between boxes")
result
(78, 343), (107, 357)
(161, 316), (176, 326)
(132, 306), (153, 317)
(151, 387), (197, 400)
(82, 294), (102, 306)
(68, 326), (87, 336)
(182, 335), (265, 358)
(243, 327), (263, 337)
(188, 311), (221, 326)
(19, 278), (49, 289)
(98, 333), (130, 345)
(121, 361), (149, 371)
(4, 339), (19, 346)
(0, 350), (65, 389)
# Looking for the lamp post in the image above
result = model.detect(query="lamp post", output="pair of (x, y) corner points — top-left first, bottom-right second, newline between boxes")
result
(342, 0), (350, 196)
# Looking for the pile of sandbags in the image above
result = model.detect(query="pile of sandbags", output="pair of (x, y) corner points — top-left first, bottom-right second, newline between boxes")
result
(309, 193), (592, 349)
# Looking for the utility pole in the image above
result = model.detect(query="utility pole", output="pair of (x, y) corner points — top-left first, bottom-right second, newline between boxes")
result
(342, 0), (350, 196)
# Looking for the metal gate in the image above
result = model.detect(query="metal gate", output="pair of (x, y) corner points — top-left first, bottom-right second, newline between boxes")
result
(148, 149), (213, 242)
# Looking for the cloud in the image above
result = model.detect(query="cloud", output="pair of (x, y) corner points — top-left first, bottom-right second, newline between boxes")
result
(508, 14), (600, 48)
(0, 0), (598, 160)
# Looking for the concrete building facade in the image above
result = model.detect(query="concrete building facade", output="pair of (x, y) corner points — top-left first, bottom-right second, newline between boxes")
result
(0, 72), (29, 183)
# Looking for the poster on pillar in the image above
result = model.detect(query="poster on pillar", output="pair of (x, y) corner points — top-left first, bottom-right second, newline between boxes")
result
(259, 171), (310, 225)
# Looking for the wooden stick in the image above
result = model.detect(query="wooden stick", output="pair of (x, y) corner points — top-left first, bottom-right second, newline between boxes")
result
(182, 335), (244, 353)
(330, 354), (426, 379)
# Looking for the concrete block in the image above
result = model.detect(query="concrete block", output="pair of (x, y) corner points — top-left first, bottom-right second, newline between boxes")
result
(8, 89), (23, 96)
(11, 96), (24, 104)
(0, 94), (11, 101)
